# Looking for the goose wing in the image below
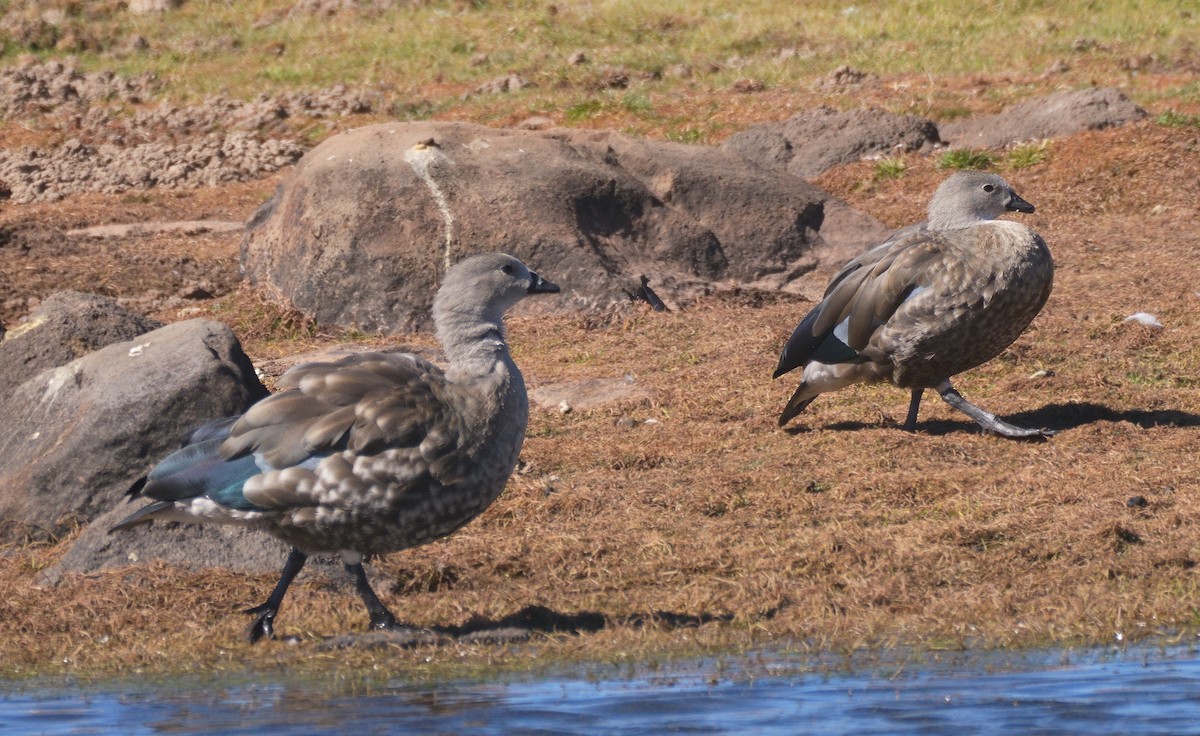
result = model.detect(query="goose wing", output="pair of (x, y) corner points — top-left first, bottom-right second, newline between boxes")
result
(122, 353), (462, 519)
(773, 229), (946, 377)
(222, 352), (457, 467)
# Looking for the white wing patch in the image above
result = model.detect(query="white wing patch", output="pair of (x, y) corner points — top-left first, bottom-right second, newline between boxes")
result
(832, 317), (851, 344)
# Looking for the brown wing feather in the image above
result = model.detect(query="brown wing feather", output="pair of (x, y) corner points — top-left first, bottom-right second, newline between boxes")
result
(220, 392), (330, 466)
(348, 374), (457, 456)
(845, 241), (946, 349)
(220, 352), (461, 470)
(302, 405), (357, 454)
(809, 231), (947, 350)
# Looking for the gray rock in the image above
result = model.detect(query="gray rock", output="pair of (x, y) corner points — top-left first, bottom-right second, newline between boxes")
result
(0, 291), (162, 400)
(941, 87), (1147, 149)
(469, 74), (535, 97)
(516, 115), (554, 130)
(40, 500), (290, 584)
(0, 319), (267, 542)
(722, 106), (941, 177)
(0, 58), (159, 118)
(40, 496), (345, 585)
(241, 121), (891, 333)
(600, 132), (891, 291)
(43, 494), (343, 590)
(0, 133), (304, 204)
(813, 65), (877, 91)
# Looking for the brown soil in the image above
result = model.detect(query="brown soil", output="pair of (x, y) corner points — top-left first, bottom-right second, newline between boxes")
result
(2, 74), (1200, 679)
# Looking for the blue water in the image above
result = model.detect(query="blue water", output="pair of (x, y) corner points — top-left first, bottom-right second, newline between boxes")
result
(4, 644), (1200, 735)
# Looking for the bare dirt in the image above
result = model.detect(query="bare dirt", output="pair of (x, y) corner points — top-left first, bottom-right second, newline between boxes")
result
(1, 59), (1199, 679)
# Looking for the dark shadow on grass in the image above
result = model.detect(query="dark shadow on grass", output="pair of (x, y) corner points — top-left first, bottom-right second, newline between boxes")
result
(789, 402), (1200, 437)
(314, 605), (737, 650)
(444, 604), (734, 637)
(1003, 402), (1200, 431)
(446, 604), (607, 637)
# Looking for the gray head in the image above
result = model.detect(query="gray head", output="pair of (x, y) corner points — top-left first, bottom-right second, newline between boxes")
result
(926, 171), (1035, 230)
(432, 253), (559, 328)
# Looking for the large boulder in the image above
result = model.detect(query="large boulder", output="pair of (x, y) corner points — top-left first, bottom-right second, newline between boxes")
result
(722, 106), (942, 177)
(0, 291), (162, 400)
(41, 498), (341, 587)
(941, 87), (1147, 149)
(0, 319), (267, 542)
(589, 131), (887, 291)
(40, 500), (294, 584)
(241, 121), (891, 333)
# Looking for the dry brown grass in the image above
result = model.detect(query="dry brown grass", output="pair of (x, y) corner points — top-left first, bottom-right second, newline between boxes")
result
(2, 121), (1199, 680)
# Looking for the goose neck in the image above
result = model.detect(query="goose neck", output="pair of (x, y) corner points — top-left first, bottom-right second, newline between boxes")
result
(436, 310), (511, 377)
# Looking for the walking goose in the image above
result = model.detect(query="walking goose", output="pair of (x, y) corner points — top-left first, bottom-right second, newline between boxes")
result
(113, 253), (560, 641)
(774, 171), (1054, 438)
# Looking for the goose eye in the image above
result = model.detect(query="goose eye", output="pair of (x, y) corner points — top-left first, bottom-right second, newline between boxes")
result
(983, 184), (996, 193)
(501, 264), (514, 274)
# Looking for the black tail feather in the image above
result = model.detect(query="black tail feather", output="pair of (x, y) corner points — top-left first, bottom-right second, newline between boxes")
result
(126, 475), (148, 499)
(778, 388), (816, 426)
(774, 307), (823, 379)
(109, 500), (173, 534)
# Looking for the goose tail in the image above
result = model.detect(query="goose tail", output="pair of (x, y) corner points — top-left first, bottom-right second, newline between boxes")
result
(109, 500), (174, 533)
(778, 384), (818, 426)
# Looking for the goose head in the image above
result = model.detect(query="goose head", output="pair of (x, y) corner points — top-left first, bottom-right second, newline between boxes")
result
(927, 171), (1035, 230)
(433, 252), (560, 332)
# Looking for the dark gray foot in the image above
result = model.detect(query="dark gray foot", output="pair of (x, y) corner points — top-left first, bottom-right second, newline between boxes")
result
(244, 602), (278, 644)
(347, 560), (414, 633)
(939, 387), (1054, 439)
(244, 548), (308, 644)
(901, 389), (923, 432)
(368, 608), (399, 631)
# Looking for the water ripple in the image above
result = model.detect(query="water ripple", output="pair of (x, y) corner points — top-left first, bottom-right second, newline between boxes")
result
(4, 645), (1200, 735)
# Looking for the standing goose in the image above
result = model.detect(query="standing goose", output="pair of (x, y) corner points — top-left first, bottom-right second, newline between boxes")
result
(774, 171), (1054, 439)
(113, 253), (560, 641)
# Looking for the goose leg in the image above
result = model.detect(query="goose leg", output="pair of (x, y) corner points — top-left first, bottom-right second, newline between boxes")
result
(902, 389), (923, 431)
(346, 561), (408, 631)
(244, 548), (308, 643)
(936, 381), (1054, 439)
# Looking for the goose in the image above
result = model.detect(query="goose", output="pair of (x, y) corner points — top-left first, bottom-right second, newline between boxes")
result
(774, 171), (1054, 439)
(113, 253), (560, 641)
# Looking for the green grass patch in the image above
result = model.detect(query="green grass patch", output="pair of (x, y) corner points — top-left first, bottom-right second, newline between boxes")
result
(6, 0), (1192, 110)
(929, 105), (975, 121)
(1155, 110), (1200, 128)
(938, 149), (996, 170)
(565, 99), (605, 122)
(666, 128), (705, 144)
(619, 93), (654, 115)
(1125, 371), (1168, 387)
(1006, 140), (1051, 170)
(873, 156), (908, 180)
